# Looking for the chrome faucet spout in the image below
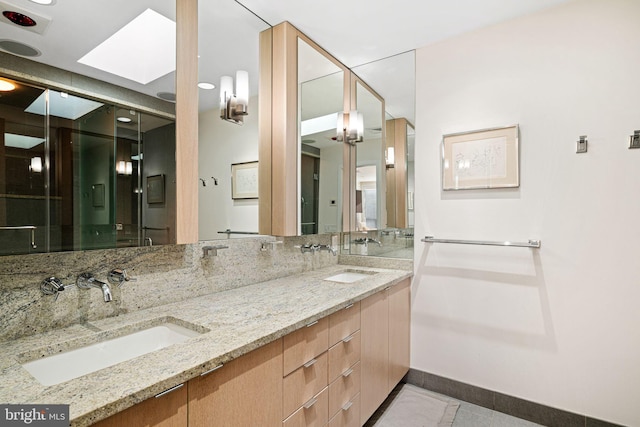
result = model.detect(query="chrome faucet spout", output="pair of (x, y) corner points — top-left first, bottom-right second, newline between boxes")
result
(76, 273), (112, 302)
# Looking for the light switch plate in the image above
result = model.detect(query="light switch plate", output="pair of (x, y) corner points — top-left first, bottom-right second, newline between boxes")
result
(629, 131), (640, 149)
(576, 135), (588, 153)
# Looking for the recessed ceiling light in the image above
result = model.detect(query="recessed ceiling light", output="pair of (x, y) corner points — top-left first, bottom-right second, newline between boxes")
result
(198, 82), (215, 90)
(117, 116), (132, 123)
(157, 91), (176, 102)
(77, 9), (176, 85)
(0, 39), (41, 57)
(28, 0), (55, 5)
(0, 79), (15, 91)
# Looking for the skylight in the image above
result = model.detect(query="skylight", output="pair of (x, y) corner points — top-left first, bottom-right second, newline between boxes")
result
(25, 91), (103, 120)
(77, 9), (176, 85)
(4, 133), (44, 149)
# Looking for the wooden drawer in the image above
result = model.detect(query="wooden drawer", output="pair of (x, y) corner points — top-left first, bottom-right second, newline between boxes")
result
(328, 330), (360, 382)
(328, 361), (360, 418)
(283, 351), (328, 419)
(328, 393), (360, 427)
(328, 301), (360, 346)
(283, 387), (328, 427)
(284, 316), (329, 376)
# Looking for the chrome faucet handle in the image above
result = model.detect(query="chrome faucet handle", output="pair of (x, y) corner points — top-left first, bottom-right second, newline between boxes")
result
(261, 240), (283, 251)
(41, 276), (73, 301)
(108, 268), (136, 287)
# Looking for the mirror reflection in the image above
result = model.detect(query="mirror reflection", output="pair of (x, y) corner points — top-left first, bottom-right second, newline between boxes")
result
(0, 0), (178, 255)
(298, 38), (344, 235)
(0, 77), (175, 255)
(197, 0), (269, 240)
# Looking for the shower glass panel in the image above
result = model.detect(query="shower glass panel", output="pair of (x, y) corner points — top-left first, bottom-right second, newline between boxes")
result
(0, 78), (46, 255)
(0, 76), (175, 255)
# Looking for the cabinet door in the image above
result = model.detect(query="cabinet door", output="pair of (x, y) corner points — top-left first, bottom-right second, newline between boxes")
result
(92, 383), (187, 427)
(359, 289), (389, 425)
(188, 339), (283, 427)
(388, 278), (411, 392)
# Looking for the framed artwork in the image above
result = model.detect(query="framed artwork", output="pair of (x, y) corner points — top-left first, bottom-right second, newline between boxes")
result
(442, 125), (519, 190)
(147, 174), (165, 204)
(92, 184), (104, 207)
(231, 161), (259, 199)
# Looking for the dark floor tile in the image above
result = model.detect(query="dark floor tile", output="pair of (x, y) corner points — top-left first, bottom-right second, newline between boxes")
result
(423, 372), (494, 409)
(494, 392), (584, 427)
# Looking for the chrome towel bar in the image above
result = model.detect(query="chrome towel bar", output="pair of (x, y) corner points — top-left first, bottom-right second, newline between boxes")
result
(421, 236), (541, 248)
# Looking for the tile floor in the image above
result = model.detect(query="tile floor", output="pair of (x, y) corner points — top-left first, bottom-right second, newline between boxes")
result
(368, 384), (545, 427)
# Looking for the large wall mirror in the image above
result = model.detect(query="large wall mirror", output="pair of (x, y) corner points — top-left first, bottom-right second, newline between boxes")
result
(197, 0), (269, 240)
(0, 0), (178, 256)
(298, 38), (344, 235)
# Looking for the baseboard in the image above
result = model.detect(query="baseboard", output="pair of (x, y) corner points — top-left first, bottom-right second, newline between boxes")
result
(404, 369), (626, 427)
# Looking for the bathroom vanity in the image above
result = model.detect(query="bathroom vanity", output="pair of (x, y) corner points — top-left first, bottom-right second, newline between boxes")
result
(0, 265), (411, 427)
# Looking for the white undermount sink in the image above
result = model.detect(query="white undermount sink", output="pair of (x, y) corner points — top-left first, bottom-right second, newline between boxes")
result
(22, 321), (202, 386)
(324, 270), (377, 283)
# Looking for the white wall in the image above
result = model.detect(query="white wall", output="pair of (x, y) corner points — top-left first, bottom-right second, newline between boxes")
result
(413, 0), (640, 425)
(198, 96), (259, 239)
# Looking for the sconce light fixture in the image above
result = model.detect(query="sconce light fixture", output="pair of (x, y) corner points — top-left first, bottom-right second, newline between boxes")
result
(220, 70), (249, 125)
(385, 147), (395, 169)
(29, 156), (42, 173)
(117, 160), (133, 175)
(336, 110), (364, 144)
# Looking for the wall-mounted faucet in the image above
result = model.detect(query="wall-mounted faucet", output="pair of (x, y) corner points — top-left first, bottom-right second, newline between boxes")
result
(76, 273), (112, 302)
(352, 237), (382, 247)
(316, 244), (337, 256)
(295, 244), (318, 254)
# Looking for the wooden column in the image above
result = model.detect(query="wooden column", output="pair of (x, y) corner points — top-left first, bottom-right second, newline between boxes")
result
(175, 0), (198, 244)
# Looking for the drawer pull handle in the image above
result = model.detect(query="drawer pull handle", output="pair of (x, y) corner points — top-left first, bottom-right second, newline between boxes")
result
(342, 401), (353, 411)
(342, 368), (354, 377)
(342, 334), (354, 343)
(306, 320), (319, 328)
(155, 383), (184, 398)
(384, 286), (392, 291)
(344, 303), (354, 310)
(303, 358), (317, 368)
(200, 363), (224, 377)
(303, 397), (318, 409)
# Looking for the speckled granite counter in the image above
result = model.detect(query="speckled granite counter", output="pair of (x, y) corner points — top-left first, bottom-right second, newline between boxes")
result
(0, 264), (411, 427)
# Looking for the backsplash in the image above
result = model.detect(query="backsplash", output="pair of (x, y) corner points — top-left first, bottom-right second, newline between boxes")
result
(0, 235), (338, 342)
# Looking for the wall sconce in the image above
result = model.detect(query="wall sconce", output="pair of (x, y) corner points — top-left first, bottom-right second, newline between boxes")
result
(117, 160), (133, 175)
(29, 156), (42, 173)
(220, 70), (249, 125)
(385, 147), (395, 169)
(336, 110), (364, 144)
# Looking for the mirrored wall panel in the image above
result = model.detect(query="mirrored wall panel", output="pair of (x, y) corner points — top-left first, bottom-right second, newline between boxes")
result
(0, 77), (175, 255)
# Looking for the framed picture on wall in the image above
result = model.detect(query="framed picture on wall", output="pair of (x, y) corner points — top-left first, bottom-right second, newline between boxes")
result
(441, 125), (519, 190)
(147, 174), (165, 204)
(231, 161), (259, 199)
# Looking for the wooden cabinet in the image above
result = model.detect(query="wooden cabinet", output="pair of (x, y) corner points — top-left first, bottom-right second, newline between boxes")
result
(188, 339), (283, 427)
(360, 289), (389, 425)
(388, 279), (411, 392)
(92, 382), (187, 427)
(360, 278), (411, 425)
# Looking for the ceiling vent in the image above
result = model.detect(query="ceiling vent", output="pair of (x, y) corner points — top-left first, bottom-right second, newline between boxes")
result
(0, 1), (51, 35)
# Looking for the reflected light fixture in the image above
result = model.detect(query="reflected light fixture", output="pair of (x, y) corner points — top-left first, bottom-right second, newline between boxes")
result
(336, 110), (364, 144)
(385, 147), (395, 169)
(0, 79), (16, 91)
(117, 160), (133, 175)
(30, 156), (42, 173)
(219, 70), (248, 125)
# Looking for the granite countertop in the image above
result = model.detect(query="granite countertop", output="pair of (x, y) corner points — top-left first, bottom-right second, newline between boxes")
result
(0, 264), (411, 427)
